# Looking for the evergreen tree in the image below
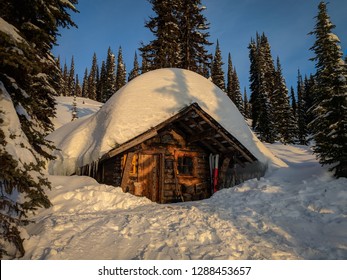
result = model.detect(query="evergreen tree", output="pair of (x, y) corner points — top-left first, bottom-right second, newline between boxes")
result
(297, 70), (308, 145)
(81, 68), (88, 98)
(128, 52), (140, 82)
(273, 57), (296, 143)
(97, 61), (106, 102)
(231, 68), (244, 116)
(87, 53), (98, 100)
(61, 62), (69, 96)
(243, 88), (251, 119)
(290, 86), (297, 118)
(115, 46), (126, 92)
(140, 0), (212, 72)
(67, 56), (75, 96)
(179, 0), (212, 71)
(71, 94), (78, 121)
(248, 34), (276, 143)
(104, 47), (116, 101)
(75, 74), (82, 97)
(309, 1), (347, 177)
(226, 53), (233, 99)
(211, 40), (225, 91)
(0, 0), (77, 258)
(140, 0), (181, 69)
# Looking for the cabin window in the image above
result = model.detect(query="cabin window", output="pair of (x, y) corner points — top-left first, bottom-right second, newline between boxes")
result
(177, 156), (194, 176)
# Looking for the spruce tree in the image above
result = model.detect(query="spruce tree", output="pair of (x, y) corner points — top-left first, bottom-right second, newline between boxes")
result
(128, 52), (140, 82)
(309, 1), (347, 177)
(179, 0), (212, 71)
(81, 68), (89, 98)
(97, 61), (106, 102)
(61, 62), (69, 96)
(226, 53), (233, 99)
(273, 57), (296, 143)
(248, 34), (276, 143)
(67, 56), (75, 97)
(297, 70), (308, 145)
(75, 74), (82, 97)
(140, 0), (181, 69)
(87, 53), (98, 100)
(115, 46), (127, 92)
(0, 0), (77, 258)
(231, 68), (244, 116)
(290, 86), (297, 118)
(104, 47), (116, 101)
(211, 40), (225, 91)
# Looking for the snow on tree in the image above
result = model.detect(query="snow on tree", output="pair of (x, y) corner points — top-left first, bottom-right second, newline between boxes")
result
(71, 94), (78, 121)
(297, 70), (308, 145)
(308, 1), (347, 178)
(0, 0), (77, 258)
(211, 40), (225, 91)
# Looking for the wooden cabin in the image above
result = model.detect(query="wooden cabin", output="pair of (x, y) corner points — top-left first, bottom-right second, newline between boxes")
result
(79, 103), (265, 203)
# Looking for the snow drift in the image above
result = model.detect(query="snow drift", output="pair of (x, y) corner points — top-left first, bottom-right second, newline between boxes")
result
(47, 68), (285, 175)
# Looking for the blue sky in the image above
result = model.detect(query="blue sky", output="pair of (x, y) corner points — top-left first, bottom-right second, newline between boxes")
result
(53, 0), (347, 93)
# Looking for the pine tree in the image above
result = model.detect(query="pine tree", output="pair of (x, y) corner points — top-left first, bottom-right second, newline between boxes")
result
(179, 0), (212, 71)
(140, 0), (212, 72)
(104, 47), (117, 101)
(243, 88), (251, 119)
(67, 56), (75, 96)
(71, 94), (78, 121)
(248, 34), (276, 143)
(97, 61), (106, 102)
(115, 46), (126, 92)
(297, 70), (308, 145)
(61, 62), (69, 96)
(308, 1), (347, 177)
(0, 0), (77, 258)
(75, 74), (82, 97)
(140, 0), (181, 69)
(273, 57), (296, 143)
(226, 53), (233, 99)
(211, 40), (225, 91)
(128, 52), (140, 82)
(231, 68), (244, 116)
(290, 86), (297, 118)
(87, 53), (98, 100)
(81, 68), (89, 98)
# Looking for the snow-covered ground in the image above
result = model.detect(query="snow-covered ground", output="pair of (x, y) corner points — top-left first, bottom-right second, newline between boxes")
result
(22, 143), (347, 260)
(52, 96), (102, 130)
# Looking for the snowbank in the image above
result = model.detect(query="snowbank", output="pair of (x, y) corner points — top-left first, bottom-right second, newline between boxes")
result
(47, 68), (285, 175)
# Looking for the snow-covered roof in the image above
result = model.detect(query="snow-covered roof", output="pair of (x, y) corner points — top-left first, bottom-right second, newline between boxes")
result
(47, 68), (285, 175)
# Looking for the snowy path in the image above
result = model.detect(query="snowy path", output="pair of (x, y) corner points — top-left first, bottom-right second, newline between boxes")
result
(23, 144), (347, 259)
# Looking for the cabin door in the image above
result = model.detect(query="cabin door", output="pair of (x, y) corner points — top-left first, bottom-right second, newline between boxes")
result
(138, 154), (161, 202)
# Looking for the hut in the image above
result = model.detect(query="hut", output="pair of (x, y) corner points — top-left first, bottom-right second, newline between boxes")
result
(48, 68), (282, 203)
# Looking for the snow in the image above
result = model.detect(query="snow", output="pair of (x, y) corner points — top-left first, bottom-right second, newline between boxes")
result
(0, 17), (25, 43)
(0, 81), (38, 167)
(47, 68), (285, 176)
(22, 143), (347, 260)
(52, 96), (103, 130)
